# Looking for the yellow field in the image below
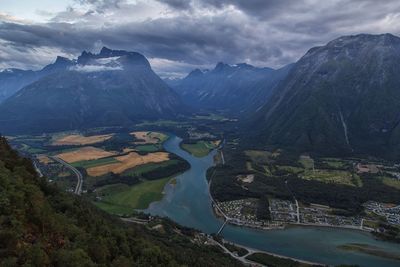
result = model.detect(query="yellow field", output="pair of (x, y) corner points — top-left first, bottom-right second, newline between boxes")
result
(212, 140), (221, 147)
(56, 146), (116, 163)
(52, 134), (114, 146)
(37, 155), (53, 164)
(87, 151), (170, 177)
(122, 148), (135, 153)
(131, 131), (167, 144)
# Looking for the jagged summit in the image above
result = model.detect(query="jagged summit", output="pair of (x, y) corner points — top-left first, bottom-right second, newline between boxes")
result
(77, 47), (150, 68)
(0, 47), (183, 134)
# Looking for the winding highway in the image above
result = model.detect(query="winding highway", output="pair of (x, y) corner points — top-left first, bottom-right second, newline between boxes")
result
(49, 156), (83, 195)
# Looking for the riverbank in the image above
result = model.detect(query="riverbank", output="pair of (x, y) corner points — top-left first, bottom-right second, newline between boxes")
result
(145, 135), (400, 267)
(287, 222), (372, 233)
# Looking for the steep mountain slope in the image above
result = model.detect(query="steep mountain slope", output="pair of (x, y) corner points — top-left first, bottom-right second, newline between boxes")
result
(0, 48), (184, 134)
(252, 33), (400, 158)
(171, 63), (291, 115)
(0, 136), (241, 266)
(0, 57), (73, 103)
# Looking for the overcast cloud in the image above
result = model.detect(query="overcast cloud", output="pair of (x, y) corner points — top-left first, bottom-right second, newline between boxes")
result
(0, 0), (399, 77)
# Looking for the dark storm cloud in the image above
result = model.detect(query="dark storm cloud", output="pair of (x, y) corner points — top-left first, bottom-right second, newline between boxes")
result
(1, 0), (400, 77)
(156, 0), (192, 10)
(74, 0), (125, 10)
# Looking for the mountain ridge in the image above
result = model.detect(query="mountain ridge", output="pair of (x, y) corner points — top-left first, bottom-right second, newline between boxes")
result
(251, 33), (400, 159)
(0, 48), (185, 134)
(169, 62), (292, 115)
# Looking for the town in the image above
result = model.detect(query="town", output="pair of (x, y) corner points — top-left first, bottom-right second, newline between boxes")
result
(216, 197), (400, 232)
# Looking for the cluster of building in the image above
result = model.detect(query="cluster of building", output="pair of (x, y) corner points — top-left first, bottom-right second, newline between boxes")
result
(364, 201), (400, 225)
(299, 204), (362, 228)
(217, 199), (283, 229)
(187, 127), (216, 140)
(216, 197), (369, 231)
(269, 199), (297, 223)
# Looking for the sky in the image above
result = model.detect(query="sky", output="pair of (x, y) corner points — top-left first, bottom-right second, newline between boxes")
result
(0, 0), (400, 78)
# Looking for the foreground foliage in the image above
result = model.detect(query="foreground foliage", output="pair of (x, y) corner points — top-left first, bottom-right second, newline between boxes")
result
(0, 136), (241, 266)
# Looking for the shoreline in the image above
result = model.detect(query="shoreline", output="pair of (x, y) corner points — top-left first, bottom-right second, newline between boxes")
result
(287, 222), (372, 233)
(224, 239), (326, 266)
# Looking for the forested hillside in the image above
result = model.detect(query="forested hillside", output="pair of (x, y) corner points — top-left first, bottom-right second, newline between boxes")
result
(0, 136), (240, 266)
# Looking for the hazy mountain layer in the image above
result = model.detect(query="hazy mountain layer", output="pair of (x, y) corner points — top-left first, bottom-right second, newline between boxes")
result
(171, 63), (292, 115)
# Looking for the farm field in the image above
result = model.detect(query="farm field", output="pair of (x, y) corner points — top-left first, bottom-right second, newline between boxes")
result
(181, 140), (218, 157)
(94, 177), (172, 215)
(71, 157), (119, 169)
(51, 133), (114, 146)
(300, 169), (362, 187)
(136, 120), (182, 127)
(380, 176), (400, 190)
(131, 131), (168, 144)
(55, 146), (116, 163)
(123, 160), (181, 176)
(321, 158), (351, 169)
(245, 150), (274, 164)
(87, 151), (170, 176)
(20, 143), (46, 154)
(37, 155), (53, 164)
(135, 144), (161, 152)
(299, 155), (314, 169)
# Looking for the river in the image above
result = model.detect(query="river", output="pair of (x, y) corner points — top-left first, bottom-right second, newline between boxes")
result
(145, 135), (400, 267)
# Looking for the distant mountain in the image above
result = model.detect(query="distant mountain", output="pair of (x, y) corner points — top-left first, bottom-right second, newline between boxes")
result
(0, 47), (184, 134)
(252, 33), (400, 158)
(170, 63), (292, 115)
(0, 56), (74, 103)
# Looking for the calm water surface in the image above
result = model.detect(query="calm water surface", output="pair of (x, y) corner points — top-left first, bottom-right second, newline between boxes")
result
(145, 135), (400, 267)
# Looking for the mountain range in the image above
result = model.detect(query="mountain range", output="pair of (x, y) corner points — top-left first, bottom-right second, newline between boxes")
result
(168, 62), (292, 115)
(1, 34), (400, 159)
(0, 47), (183, 134)
(0, 56), (74, 103)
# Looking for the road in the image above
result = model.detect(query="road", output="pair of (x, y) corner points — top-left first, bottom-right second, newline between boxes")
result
(285, 180), (300, 223)
(207, 238), (265, 266)
(220, 150), (226, 165)
(208, 237), (325, 267)
(50, 156), (83, 195)
(33, 161), (44, 177)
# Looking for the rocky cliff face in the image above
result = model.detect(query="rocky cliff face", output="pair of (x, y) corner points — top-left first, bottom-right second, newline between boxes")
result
(252, 34), (400, 158)
(0, 48), (184, 134)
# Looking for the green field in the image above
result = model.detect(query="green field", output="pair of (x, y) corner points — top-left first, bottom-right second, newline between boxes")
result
(123, 160), (180, 176)
(194, 113), (226, 121)
(301, 169), (362, 187)
(20, 144), (46, 154)
(298, 155), (314, 169)
(136, 120), (181, 127)
(322, 158), (349, 169)
(380, 176), (400, 189)
(150, 132), (169, 143)
(245, 150), (273, 164)
(71, 157), (119, 169)
(181, 141), (217, 157)
(277, 165), (304, 174)
(94, 177), (172, 215)
(135, 144), (161, 152)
